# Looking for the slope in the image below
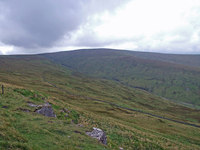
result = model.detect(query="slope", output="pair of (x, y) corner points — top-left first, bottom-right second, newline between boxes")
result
(0, 55), (200, 149)
(42, 49), (200, 108)
(123, 50), (200, 68)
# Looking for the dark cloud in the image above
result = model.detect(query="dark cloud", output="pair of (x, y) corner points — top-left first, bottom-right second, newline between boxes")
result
(0, 0), (129, 50)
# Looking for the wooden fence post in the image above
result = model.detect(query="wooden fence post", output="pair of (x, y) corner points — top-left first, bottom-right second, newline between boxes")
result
(2, 85), (4, 95)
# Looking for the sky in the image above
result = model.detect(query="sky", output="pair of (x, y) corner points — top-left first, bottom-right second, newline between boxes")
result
(0, 0), (200, 55)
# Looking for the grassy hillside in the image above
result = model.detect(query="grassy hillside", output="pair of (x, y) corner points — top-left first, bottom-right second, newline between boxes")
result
(124, 50), (200, 68)
(0, 55), (200, 149)
(0, 86), (104, 150)
(42, 49), (200, 107)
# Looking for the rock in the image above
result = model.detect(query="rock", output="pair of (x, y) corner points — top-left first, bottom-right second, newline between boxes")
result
(2, 106), (8, 109)
(119, 147), (124, 150)
(28, 102), (38, 107)
(86, 127), (107, 145)
(35, 102), (56, 117)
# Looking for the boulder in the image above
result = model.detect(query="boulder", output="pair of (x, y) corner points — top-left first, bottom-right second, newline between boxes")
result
(35, 102), (56, 117)
(86, 127), (107, 145)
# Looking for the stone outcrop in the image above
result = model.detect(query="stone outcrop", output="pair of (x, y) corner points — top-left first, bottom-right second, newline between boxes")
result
(86, 127), (107, 145)
(34, 102), (56, 117)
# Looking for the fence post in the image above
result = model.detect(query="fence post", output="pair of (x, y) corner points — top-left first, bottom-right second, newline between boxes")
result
(2, 85), (4, 95)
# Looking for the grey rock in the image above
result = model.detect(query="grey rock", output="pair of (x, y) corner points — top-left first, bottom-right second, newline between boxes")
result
(86, 127), (107, 145)
(35, 102), (56, 117)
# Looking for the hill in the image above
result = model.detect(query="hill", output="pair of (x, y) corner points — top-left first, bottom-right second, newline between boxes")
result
(42, 49), (200, 108)
(123, 50), (200, 68)
(0, 54), (200, 149)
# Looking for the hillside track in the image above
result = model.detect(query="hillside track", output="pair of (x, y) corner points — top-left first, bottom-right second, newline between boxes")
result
(42, 74), (200, 128)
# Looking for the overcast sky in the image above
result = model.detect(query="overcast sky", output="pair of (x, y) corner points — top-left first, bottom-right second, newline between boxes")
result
(0, 0), (200, 55)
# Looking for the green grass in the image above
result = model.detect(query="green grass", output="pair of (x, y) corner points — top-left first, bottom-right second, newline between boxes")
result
(0, 87), (105, 150)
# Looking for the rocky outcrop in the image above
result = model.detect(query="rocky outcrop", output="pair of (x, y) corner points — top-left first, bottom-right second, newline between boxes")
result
(86, 127), (107, 145)
(34, 102), (56, 117)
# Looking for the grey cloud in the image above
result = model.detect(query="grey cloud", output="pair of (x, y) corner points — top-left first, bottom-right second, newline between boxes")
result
(1, 0), (199, 54)
(0, 0), (129, 50)
(73, 32), (142, 48)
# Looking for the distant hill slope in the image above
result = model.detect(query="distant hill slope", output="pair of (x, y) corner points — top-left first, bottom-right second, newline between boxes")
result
(124, 50), (200, 68)
(42, 49), (200, 107)
(43, 48), (200, 68)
